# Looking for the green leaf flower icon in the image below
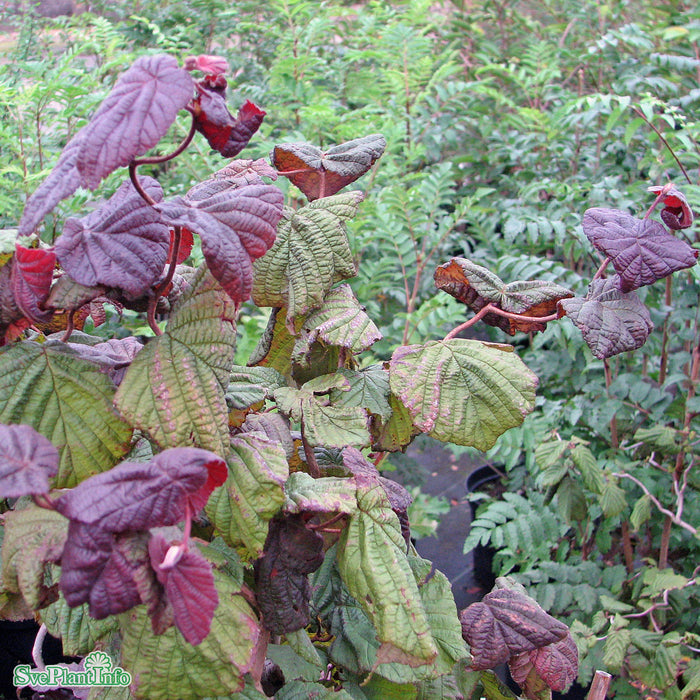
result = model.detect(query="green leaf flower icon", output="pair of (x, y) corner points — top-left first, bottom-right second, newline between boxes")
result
(84, 651), (113, 671)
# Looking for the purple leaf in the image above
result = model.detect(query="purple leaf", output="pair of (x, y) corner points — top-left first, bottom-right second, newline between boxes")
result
(459, 588), (569, 670)
(192, 81), (266, 158)
(530, 632), (579, 692)
(60, 521), (152, 619)
(17, 131), (86, 237)
(254, 515), (325, 634)
(186, 159), (278, 201)
(11, 244), (56, 323)
(558, 277), (654, 359)
(65, 337), (143, 385)
(149, 534), (218, 645)
(0, 424), (58, 497)
(157, 184), (284, 303)
(55, 177), (170, 298)
(56, 447), (228, 532)
(582, 207), (698, 292)
(77, 55), (194, 189)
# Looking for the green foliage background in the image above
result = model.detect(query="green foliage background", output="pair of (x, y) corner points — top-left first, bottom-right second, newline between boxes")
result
(2, 0), (700, 697)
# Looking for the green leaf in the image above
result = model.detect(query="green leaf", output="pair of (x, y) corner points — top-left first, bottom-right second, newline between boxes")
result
(389, 339), (537, 450)
(275, 375), (371, 448)
(331, 366), (392, 421)
(571, 445), (604, 494)
(206, 432), (289, 558)
(283, 472), (358, 515)
(226, 365), (286, 410)
(362, 676), (417, 699)
(556, 477), (588, 522)
(301, 284), (382, 353)
(336, 480), (437, 668)
(370, 393), (419, 452)
(115, 266), (236, 455)
(630, 494), (652, 531)
(248, 307), (295, 376)
(479, 670), (521, 698)
(682, 659), (700, 699)
(252, 192), (363, 327)
(40, 595), (119, 655)
(119, 566), (259, 700)
(1, 505), (68, 609)
(46, 273), (106, 311)
(0, 341), (133, 487)
(274, 681), (356, 700)
(599, 479), (627, 518)
(641, 567), (689, 597)
(603, 627), (630, 672)
(284, 628), (324, 668)
(634, 425), (683, 455)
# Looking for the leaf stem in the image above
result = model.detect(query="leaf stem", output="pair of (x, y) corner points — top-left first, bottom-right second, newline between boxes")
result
(300, 422), (321, 478)
(129, 163), (158, 206)
(132, 114), (197, 166)
(592, 256), (610, 281)
(31, 493), (56, 510)
(60, 310), (75, 342)
(443, 303), (558, 341)
(631, 106), (692, 185)
(146, 225), (182, 337)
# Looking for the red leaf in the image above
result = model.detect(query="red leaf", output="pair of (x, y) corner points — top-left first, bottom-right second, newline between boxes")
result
(184, 54), (229, 76)
(55, 177), (170, 298)
(192, 80), (266, 159)
(648, 184), (694, 229)
(56, 447), (227, 532)
(170, 227), (195, 264)
(149, 534), (218, 645)
(77, 55), (194, 189)
(530, 632), (579, 692)
(272, 134), (386, 201)
(0, 424), (58, 498)
(157, 184), (284, 303)
(11, 244), (56, 323)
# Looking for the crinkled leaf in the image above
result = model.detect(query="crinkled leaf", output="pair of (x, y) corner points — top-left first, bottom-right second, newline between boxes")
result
(337, 478), (437, 667)
(0, 341), (132, 487)
(226, 365), (286, 409)
(157, 184), (283, 303)
(524, 632), (578, 692)
(599, 478), (628, 518)
(459, 588), (569, 670)
(272, 134), (386, 201)
(558, 277), (653, 359)
(1, 506), (67, 609)
(582, 208), (697, 291)
(120, 565), (260, 700)
(206, 432), (288, 558)
(184, 54), (229, 75)
(507, 653), (551, 700)
(275, 375), (370, 448)
(214, 158), (278, 185)
(57, 447), (227, 532)
(434, 258), (572, 334)
(330, 366), (392, 421)
(55, 177), (170, 298)
(254, 514), (324, 634)
(59, 522), (148, 618)
(193, 86), (266, 158)
(66, 337), (143, 386)
(17, 131), (86, 237)
(301, 284), (382, 352)
(46, 274), (106, 311)
(115, 266), (236, 454)
(370, 392), (420, 452)
(275, 681), (355, 700)
(11, 244), (56, 323)
(248, 307), (295, 375)
(239, 412), (294, 459)
(149, 534), (218, 645)
(283, 471), (358, 515)
(0, 423), (58, 497)
(389, 339), (537, 450)
(78, 54), (194, 189)
(39, 595), (119, 656)
(252, 192), (362, 327)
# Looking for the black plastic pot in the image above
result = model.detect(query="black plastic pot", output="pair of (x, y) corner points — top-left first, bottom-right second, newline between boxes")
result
(465, 464), (503, 591)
